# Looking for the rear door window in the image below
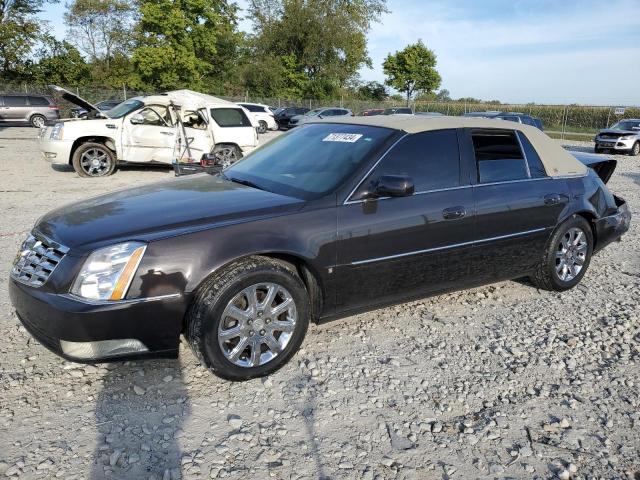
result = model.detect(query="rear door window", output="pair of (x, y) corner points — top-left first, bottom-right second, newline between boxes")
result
(4, 96), (27, 107)
(210, 108), (252, 127)
(471, 129), (529, 183)
(28, 96), (49, 106)
(354, 129), (461, 198)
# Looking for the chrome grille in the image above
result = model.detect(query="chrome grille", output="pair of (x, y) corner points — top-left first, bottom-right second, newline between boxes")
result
(599, 133), (622, 139)
(11, 233), (68, 287)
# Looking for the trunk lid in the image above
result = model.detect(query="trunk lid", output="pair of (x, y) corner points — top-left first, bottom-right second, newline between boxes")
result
(569, 151), (617, 184)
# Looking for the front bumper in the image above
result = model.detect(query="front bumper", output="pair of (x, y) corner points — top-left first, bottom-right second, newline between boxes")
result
(39, 137), (73, 165)
(595, 137), (636, 151)
(594, 195), (631, 253)
(9, 279), (187, 363)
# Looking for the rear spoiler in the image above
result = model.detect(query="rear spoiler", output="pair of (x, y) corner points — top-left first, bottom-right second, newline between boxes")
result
(569, 151), (617, 184)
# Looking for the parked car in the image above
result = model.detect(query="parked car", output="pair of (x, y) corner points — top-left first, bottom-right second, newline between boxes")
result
(10, 116), (630, 379)
(238, 102), (278, 134)
(360, 108), (384, 116)
(288, 107), (352, 128)
(414, 111), (444, 117)
(275, 107), (309, 129)
(462, 111), (501, 118)
(71, 100), (122, 119)
(0, 94), (60, 127)
(594, 119), (640, 155)
(40, 85), (258, 177)
(494, 112), (544, 130)
(383, 107), (413, 115)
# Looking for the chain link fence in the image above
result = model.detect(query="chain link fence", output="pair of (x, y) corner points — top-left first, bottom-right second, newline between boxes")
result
(3, 83), (638, 140)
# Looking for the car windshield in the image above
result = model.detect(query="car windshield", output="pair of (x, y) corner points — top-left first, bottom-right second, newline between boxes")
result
(611, 120), (640, 131)
(304, 109), (325, 117)
(105, 99), (144, 119)
(224, 123), (396, 200)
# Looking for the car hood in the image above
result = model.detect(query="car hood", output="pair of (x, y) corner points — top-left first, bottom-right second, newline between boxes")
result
(35, 175), (304, 251)
(48, 84), (102, 117)
(597, 129), (638, 136)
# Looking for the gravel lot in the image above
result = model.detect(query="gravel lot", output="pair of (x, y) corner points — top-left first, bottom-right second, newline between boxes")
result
(0, 127), (638, 480)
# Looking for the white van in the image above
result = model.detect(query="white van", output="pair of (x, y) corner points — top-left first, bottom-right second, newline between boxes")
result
(39, 86), (259, 177)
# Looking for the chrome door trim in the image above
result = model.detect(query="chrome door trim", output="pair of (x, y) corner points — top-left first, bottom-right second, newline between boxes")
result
(349, 227), (547, 266)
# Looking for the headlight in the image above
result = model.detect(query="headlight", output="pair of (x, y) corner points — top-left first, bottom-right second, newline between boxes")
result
(620, 135), (635, 140)
(71, 242), (146, 301)
(50, 123), (64, 140)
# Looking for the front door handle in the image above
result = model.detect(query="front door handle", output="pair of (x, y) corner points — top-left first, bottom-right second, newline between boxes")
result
(442, 206), (466, 220)
(160, 131), (175, 136)
(544, 193), (567, 205)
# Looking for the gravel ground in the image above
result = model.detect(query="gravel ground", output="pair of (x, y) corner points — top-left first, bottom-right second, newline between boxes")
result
(0, 128), (638, 480)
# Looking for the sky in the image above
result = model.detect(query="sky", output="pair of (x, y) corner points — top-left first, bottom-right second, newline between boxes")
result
(40, 0), (640, 105)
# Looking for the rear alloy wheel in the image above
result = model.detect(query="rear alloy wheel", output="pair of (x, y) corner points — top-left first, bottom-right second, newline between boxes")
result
(631, 142), (640, 156)
(30, 114), (46, 128)
(212, 144), (242, 168)
(531, 215), (593, 291)
(72, 142), (116, 177)
(258, 120), (268, 134)
(186, 256), (310, 380)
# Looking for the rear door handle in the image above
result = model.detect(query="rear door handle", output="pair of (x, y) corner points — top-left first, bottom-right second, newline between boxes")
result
(442, 206), (466, 220)
(544, 193), (567, 205)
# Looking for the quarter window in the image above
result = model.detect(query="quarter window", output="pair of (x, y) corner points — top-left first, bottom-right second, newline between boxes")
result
(472, 130), (529, 183)
(356, 129), (460, 197)
(516, 131), (547, 178)
(28, 96), (49, 106)
(210, 108), (252, 127)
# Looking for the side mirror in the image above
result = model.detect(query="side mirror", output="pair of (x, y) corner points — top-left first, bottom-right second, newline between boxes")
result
(371, 175), (414, 198)
(130, 113), (144, 125)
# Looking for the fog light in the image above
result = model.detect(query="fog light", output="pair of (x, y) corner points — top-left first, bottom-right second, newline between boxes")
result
(44, 152), (57, 158)
(60, 339), (148, 359)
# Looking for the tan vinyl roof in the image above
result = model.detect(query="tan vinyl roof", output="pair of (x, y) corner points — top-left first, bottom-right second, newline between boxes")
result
(311, 115), (587, 177)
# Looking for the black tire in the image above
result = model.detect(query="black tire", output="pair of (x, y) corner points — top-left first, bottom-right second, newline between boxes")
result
(186, 256), (310, 380)
(530, 215), (593, 291)
(30, 114), (46, 128)
(257, 120), (268, 134)
(212, 144), (242, 168)
(72, 142), (117, 177)
(631, 142), (640, 156)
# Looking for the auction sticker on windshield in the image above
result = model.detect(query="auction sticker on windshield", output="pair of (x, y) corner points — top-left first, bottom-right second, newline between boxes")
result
(323, 133), (363, 143)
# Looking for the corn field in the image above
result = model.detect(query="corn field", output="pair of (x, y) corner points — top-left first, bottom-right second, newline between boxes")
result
(3, 83), (638, 139)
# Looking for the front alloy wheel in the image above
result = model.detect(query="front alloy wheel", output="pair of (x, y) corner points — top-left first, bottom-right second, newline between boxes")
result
(632, 142), (640, 156)
(186, 256), (310, 380)
(72, 142), (116, 177)
(218, 283), (297, 367)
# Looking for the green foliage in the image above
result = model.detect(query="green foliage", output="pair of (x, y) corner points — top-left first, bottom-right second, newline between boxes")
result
(0, 0), (57, 79)
(246, 0), (387, 98)
(383, 40), (441, 103)
(357, 81), (388, 100)
(130, 0), (239, 90)
(32, 35), (92, 85)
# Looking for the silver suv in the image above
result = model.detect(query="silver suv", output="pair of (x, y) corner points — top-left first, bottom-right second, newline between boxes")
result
(0, 94), (61, 128)
(595, 119), (640, 156)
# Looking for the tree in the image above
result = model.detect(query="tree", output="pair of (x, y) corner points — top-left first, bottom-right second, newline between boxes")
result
(32, 34), (92, 85)
(64, 0), (135, 71)
(357, 80), (388, 101)
(130, 0), (241, 90)
(383, 40), (441, 105)
(0, 0), (58, 79)
(247, 0), (387, 98)
(435, 88), (451, 101)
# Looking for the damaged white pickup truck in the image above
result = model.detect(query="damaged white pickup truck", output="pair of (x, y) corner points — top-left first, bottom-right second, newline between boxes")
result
(39, 86), (259, 177)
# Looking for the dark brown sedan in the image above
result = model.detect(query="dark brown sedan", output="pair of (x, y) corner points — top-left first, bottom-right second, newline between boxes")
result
(9, 117), (631, 379)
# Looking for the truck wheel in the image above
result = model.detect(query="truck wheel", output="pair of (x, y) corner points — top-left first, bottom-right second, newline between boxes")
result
(213, 144), (242, 168)
(30, 114), (46, 128)
(72, 142), (117, 177)
(186, 256), (310, 380)
(530, 215), (593, 291)
(257, 121), (268, 134)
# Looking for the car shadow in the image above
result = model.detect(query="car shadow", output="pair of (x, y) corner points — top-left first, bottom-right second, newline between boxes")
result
(50, 164), (174, 175)
(90, 358), (188, 479)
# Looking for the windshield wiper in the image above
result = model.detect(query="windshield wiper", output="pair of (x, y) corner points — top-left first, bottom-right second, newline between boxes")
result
(224, 174), (265, 191)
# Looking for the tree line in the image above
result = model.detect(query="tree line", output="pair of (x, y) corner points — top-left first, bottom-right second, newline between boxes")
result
(1, 0), (449, 102)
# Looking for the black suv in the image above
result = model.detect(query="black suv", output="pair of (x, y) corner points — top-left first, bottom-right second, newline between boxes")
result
(275, 107), (309, 129)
